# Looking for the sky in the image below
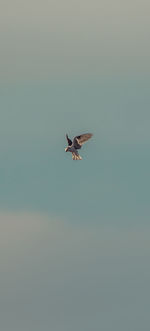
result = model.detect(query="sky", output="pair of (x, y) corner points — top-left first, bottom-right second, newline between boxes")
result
(0, 0), (150, 330)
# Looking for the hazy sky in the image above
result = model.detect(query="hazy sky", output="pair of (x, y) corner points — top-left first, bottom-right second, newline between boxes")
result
(1, 0), (150, 80)
(0, 0), (150, 330)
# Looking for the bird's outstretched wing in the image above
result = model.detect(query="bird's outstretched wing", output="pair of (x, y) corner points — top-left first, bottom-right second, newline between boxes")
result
(73, 133), (93, 149)
(66, 134), (72, 146)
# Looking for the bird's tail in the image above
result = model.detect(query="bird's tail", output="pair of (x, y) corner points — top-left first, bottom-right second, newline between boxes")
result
(72, 152), (82, 160)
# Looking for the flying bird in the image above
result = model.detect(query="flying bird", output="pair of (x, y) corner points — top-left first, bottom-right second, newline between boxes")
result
(65, 133), (93, 160)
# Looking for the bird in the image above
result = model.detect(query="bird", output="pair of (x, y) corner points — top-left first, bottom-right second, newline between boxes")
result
(65, 133), (93, 160)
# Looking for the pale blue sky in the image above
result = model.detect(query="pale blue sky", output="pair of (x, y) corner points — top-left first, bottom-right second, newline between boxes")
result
(0, 0), (150, 330)
(1, 78), (150, 224)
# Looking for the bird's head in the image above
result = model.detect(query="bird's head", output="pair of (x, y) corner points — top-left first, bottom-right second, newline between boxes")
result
(65, 147), (69, 152)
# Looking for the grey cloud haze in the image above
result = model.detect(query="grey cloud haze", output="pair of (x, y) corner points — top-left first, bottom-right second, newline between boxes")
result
(0, 0), (150, 80)
(0, 212), (150, 331)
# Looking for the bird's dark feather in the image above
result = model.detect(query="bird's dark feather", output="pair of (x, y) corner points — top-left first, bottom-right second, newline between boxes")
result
(73, 133), (93, 149)
(66, 134), (72, 146)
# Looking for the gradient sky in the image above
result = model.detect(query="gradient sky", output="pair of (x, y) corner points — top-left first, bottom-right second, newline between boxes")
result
(0, 0), (150, 330)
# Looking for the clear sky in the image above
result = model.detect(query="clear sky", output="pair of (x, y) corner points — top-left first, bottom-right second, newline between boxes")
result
(0, 1), (150, 330)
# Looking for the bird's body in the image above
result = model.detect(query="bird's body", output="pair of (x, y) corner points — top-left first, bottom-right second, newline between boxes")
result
(65, 133), (93, 160)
